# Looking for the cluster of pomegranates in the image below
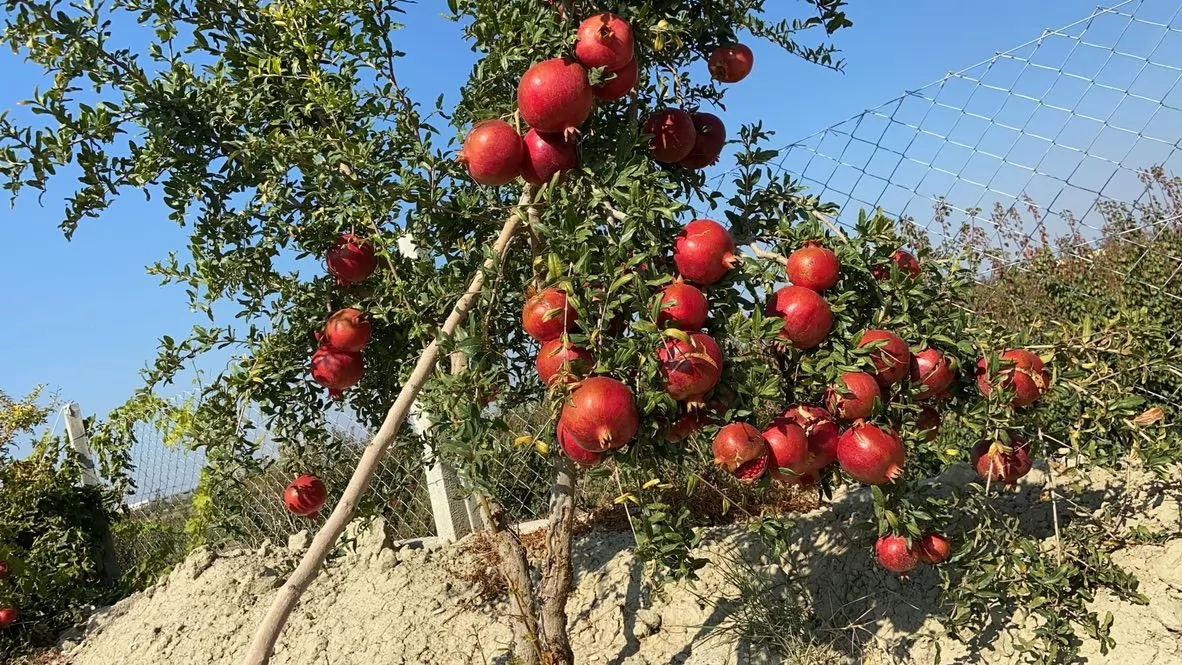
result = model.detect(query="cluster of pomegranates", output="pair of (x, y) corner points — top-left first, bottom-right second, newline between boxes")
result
(875, 531), (952, 575)
(0, 559), (16, 630)
(459, 11), (753, 186)
(311, 233), (378, 400)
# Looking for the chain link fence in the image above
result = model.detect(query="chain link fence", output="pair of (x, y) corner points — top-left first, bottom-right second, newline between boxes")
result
(110, 0), (1182, 582)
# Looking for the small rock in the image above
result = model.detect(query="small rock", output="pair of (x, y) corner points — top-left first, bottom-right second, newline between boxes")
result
(189, 548), (216, 579)
(636, 608), (662, 637)
(1153, 598), (1182, 633)
(288, 530), (312, 552)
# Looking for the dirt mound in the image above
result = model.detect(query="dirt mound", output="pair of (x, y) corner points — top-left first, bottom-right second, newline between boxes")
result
(57, 462), (1182, 665)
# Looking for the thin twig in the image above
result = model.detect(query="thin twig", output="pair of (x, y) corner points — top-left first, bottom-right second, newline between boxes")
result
(748, 242), (787, 264)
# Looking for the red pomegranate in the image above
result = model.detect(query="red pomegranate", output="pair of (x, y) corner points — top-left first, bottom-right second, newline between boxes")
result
(679, 112), (726, 169)
(593, 58), (639, 101)
(666, 410), (706, 443)
(910, 347), (956, 400)
(780, 404), (840, 472)
(323, 308), (372, 353)
(917, 533), (952, 565)
(971, 438), (1033, 486)
(658, 332), (724, 405)
(458, 120), (523, 186)
(574, 12), (633, 71)
(712, 422), (769, 482)
(326, 234), (377, 285)
(857, 329), (911, 387)
(0, 560), (8, 580)
(283, 474), (328, 517)
(645, 109), (697, 164)
(765, 285), (833, 349)
(975, 349), (1050, 407)
(917, 406), (941, 441)
(517, 57), (593, 135)
(559, 376), (640, 452)
(763, 418), (810, 483)
(520, 128), (579, 186)
(0, 607), (17, 629)
(836, 422), (906, 485)
(708, 44), (754, 83)
(873, 249), (921, 279)
(825, 372), (881, 420)
(875, 535), (921, 575)
(522, 288), (577, 342)
(673, 219), (739, 285)
(536, 339), (594, 386)
(558, 419), (604, 467)
(311, 345), (364, 399)
(786, 242), (840, 291)
(657, 279), (709, 330)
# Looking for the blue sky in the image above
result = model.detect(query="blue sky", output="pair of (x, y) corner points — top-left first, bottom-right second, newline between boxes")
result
(0, 0), (1124, 449)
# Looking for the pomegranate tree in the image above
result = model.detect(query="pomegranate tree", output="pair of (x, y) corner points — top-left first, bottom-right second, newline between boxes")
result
(19, 0), (1141, 661)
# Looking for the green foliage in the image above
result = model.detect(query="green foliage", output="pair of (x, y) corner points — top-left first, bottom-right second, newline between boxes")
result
(0, 434), (121, 659)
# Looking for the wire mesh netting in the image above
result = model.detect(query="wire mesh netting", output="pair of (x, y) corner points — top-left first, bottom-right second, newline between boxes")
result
(774, 0), (1181, 265)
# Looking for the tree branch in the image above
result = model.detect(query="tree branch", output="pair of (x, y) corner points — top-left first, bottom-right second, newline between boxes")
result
(240, 191), (530, 665)
(538, 455), (577, 665)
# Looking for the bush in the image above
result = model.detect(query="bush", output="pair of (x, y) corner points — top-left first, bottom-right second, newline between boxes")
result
(0, 390), (122, 659)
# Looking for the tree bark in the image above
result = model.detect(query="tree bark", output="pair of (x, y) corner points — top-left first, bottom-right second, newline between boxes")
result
(477, 494), (543, 665)
(240, 192), (529, 665)
(538, 455), (577, 665)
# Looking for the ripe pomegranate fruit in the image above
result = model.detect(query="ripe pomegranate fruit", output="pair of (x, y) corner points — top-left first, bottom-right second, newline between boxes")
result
(0, 560), (8, 580)
(558, 419), (604, 468)
(657, 279), (709, 330)
(593, 57), (639, 101)
(517, 57), (593, 135)
(520, 128), (579, 186)
(825, 371), (881, 420)
(873, 249), (921, 279)
(522, 288), (577, 342)
(763, 418), (810, 483)
(786, 242), (840, 291)
(708, 43), (754, 83)
(283, 474), (327, 517)
(659, 332), (724, 405)
(645, 109), (697, 164)
(326, 233), (377, 285)
(917, 406), (941, 441)
(678, 112), (726, 169)
(918, 533), (952, 565)
(857, 329), (911, 387)
(837, 422), (906, 485)
(323, 308), (372, 353)
(0, 607), (17, 629)
(574, 12), (633, 71)
(780, 404), (840, 472)
(458, 120), (523, 186)
(559, 376), (640, 452)
(910, 347), (956, 400)
(971, 438), (1033, 486)
(875, 535), (921, 575)
(765, 285), (833, 349)
(712, 422), (769, 482)
(311, 345), (364, 399)
(975, 349), (1050, 407)
(666, 410), (706, 443)
(673, 219), (739, 285)
(536, 339), (594, 386)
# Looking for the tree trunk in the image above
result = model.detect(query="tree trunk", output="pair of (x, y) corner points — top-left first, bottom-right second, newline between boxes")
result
(240, 193), (529, 665)
(538, 455), (577, 665)
(477, 494), (543, 665)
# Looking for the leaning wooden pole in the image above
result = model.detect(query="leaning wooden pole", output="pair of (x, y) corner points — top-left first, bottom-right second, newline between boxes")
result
(241, 190), (530, 665)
